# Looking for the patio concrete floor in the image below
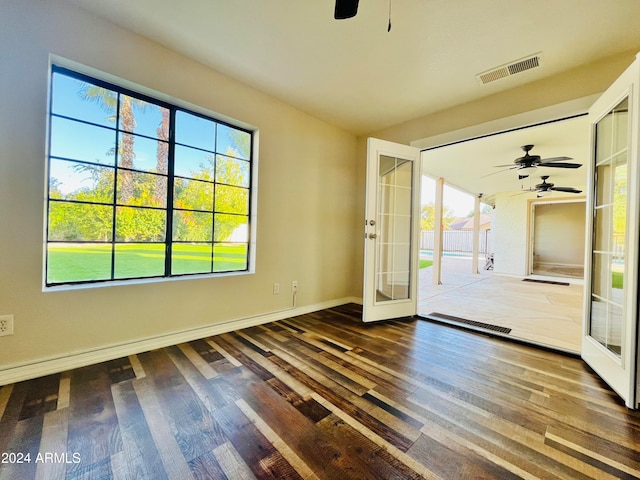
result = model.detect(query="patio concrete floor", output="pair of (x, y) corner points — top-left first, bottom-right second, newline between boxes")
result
(418, 256), (583, 353)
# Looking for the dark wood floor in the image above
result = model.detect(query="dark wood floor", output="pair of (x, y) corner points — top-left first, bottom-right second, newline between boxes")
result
(1, 304), (640, 480)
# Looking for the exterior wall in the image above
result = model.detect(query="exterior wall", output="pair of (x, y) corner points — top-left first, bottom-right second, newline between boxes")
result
(493, 194), (587, 276)
(533, 202), (586, 267)
(0, 0), (358, 380)
(492, 192), (530, 275)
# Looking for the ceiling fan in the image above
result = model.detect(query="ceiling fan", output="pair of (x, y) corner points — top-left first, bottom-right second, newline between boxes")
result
(519, 175), (582, 197)
(334, 0), (359, 19)
(334, 0), (394, 31)
(493, 144), (582, 172)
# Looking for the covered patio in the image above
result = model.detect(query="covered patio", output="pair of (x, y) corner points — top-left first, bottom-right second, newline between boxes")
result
(419, 255), (583, 353)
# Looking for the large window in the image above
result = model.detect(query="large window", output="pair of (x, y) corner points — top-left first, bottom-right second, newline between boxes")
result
(45, 66), (254, 286)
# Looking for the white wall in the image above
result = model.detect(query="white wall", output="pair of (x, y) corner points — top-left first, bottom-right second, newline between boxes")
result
(493, 193), (587, 276)
(533, 202), (586, 267)
(493, 192), (530, 275)
(0, 0), (358, 381)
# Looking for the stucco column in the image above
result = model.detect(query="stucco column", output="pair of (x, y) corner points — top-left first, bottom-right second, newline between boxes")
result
(432, 178), (444, 285)
(472, 194), (482, 274)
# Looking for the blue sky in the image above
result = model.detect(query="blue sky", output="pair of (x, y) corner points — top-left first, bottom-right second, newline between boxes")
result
(421, 176), (480, 217)
(50, 71), (249, 195)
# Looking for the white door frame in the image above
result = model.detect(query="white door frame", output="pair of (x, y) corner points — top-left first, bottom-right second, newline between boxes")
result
(363, 138), (421, 322)
(582, 54), (640, 409)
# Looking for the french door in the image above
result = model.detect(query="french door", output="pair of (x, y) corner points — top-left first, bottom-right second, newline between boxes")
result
(363, 138), (420, 322)
(582, 54), (640, 409)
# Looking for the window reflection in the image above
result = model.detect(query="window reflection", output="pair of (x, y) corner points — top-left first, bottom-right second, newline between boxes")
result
(589, 97), (628, 357)
(375, 156), (412, 302)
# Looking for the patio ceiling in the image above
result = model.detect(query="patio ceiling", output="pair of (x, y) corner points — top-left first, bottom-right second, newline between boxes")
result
(420, 114), (590, 205)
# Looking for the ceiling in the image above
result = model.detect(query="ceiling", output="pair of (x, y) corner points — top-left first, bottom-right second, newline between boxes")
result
(67, 0), (640, 136)
(421, 115), (590, 205)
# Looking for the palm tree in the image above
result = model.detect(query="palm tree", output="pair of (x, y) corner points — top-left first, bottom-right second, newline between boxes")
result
(156, 108), (170, 204)
(80, 85), (142, 203)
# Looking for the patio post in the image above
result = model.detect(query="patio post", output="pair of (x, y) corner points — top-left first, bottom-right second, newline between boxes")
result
(433, 177), (444, 285)
(472, 193), (482, 274)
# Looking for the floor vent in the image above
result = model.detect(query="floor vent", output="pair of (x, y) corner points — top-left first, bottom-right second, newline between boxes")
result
(425, 312), (512, 334)
(476, 53), (543, 85)
(522, 278), (570, 286)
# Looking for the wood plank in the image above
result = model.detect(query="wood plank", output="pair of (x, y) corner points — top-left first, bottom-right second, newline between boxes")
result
(18, 374), (60, 421)
(137, 348), (226, 462)
(2, 304), (640, 479)
(0, 415), (42, 480)
(220, 364), (353, 479)
(35, 408), (69, 480)
(211, 399), (302, 480)
(65, 363), (122, 478)
(212, 441), (257, 480)
(0, 383), (27, 457)
(132, 377), (194, 480)
(187, 451), (227, 480)
(315, 413), (424, 480)
(235, 399), (318, 480)
(111, 380), (168, 480)
(56, 373), (71, 410)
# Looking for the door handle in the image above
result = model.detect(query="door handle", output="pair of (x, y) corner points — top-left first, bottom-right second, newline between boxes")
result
(368, 233), (377, 239)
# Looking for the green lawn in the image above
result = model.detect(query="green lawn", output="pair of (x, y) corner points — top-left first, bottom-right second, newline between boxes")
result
(47, 243), (248, 284)
(612, 271), (623, 289)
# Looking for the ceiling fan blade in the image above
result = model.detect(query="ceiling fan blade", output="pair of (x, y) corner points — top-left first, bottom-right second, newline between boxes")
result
(510, 190), (534, 197)
(492, 164), (517, 168)
(551, 186), (582, 194)
(481, 167), (514, 178)
(334, 0), (359, 19)
(540, 156), (572, 163)
(538, 162), (582, 169)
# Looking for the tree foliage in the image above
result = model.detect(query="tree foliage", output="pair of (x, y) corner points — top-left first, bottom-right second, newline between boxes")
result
(421, 203), (455, 230)
(49, 88), (250, 246)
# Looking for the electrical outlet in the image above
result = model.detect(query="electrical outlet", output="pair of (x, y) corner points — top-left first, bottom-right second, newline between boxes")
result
(292, 281), (298, 293)
(273, 283), (280, 294)
(0, 315), (14, 336)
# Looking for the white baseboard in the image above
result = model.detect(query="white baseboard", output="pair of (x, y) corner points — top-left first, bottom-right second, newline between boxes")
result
(0, 297), (360, 386)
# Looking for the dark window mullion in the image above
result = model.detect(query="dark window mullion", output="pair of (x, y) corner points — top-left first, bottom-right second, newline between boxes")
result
(165, 108), (177, 277)
(110, 93), (122, 280)
(51, 112), (116, 134)
(210, 128), (217, 273)
(45, 69), (57, 285)
(46, 66), (253, 286)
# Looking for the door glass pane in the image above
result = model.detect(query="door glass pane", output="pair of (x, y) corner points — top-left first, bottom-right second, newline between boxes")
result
(375, 155), (412, 302)
(589, 97), (628, 357)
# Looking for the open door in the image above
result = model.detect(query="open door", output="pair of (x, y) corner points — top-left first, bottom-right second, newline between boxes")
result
(363, 138), (420, 322)
(582, 54), (640, 409)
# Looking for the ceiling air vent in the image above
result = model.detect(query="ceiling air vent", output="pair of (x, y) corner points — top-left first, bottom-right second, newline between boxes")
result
(476, 53), (543, 85)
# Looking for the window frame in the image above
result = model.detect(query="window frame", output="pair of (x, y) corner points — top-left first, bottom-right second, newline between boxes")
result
(44, 63), (257, 289)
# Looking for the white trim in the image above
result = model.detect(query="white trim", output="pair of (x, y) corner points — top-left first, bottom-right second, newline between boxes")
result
(410, 95), (599, 150)
(0, 297), (360, 386)
(44, 54), (260, 291)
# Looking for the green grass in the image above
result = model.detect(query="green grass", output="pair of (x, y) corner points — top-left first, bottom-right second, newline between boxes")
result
(419, 259), (433, 269)
(612, 271), (623, 289)
(47, 243), (248, 284)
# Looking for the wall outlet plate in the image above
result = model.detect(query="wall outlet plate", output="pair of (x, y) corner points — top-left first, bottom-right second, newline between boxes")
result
(0, 315), (14, 336)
